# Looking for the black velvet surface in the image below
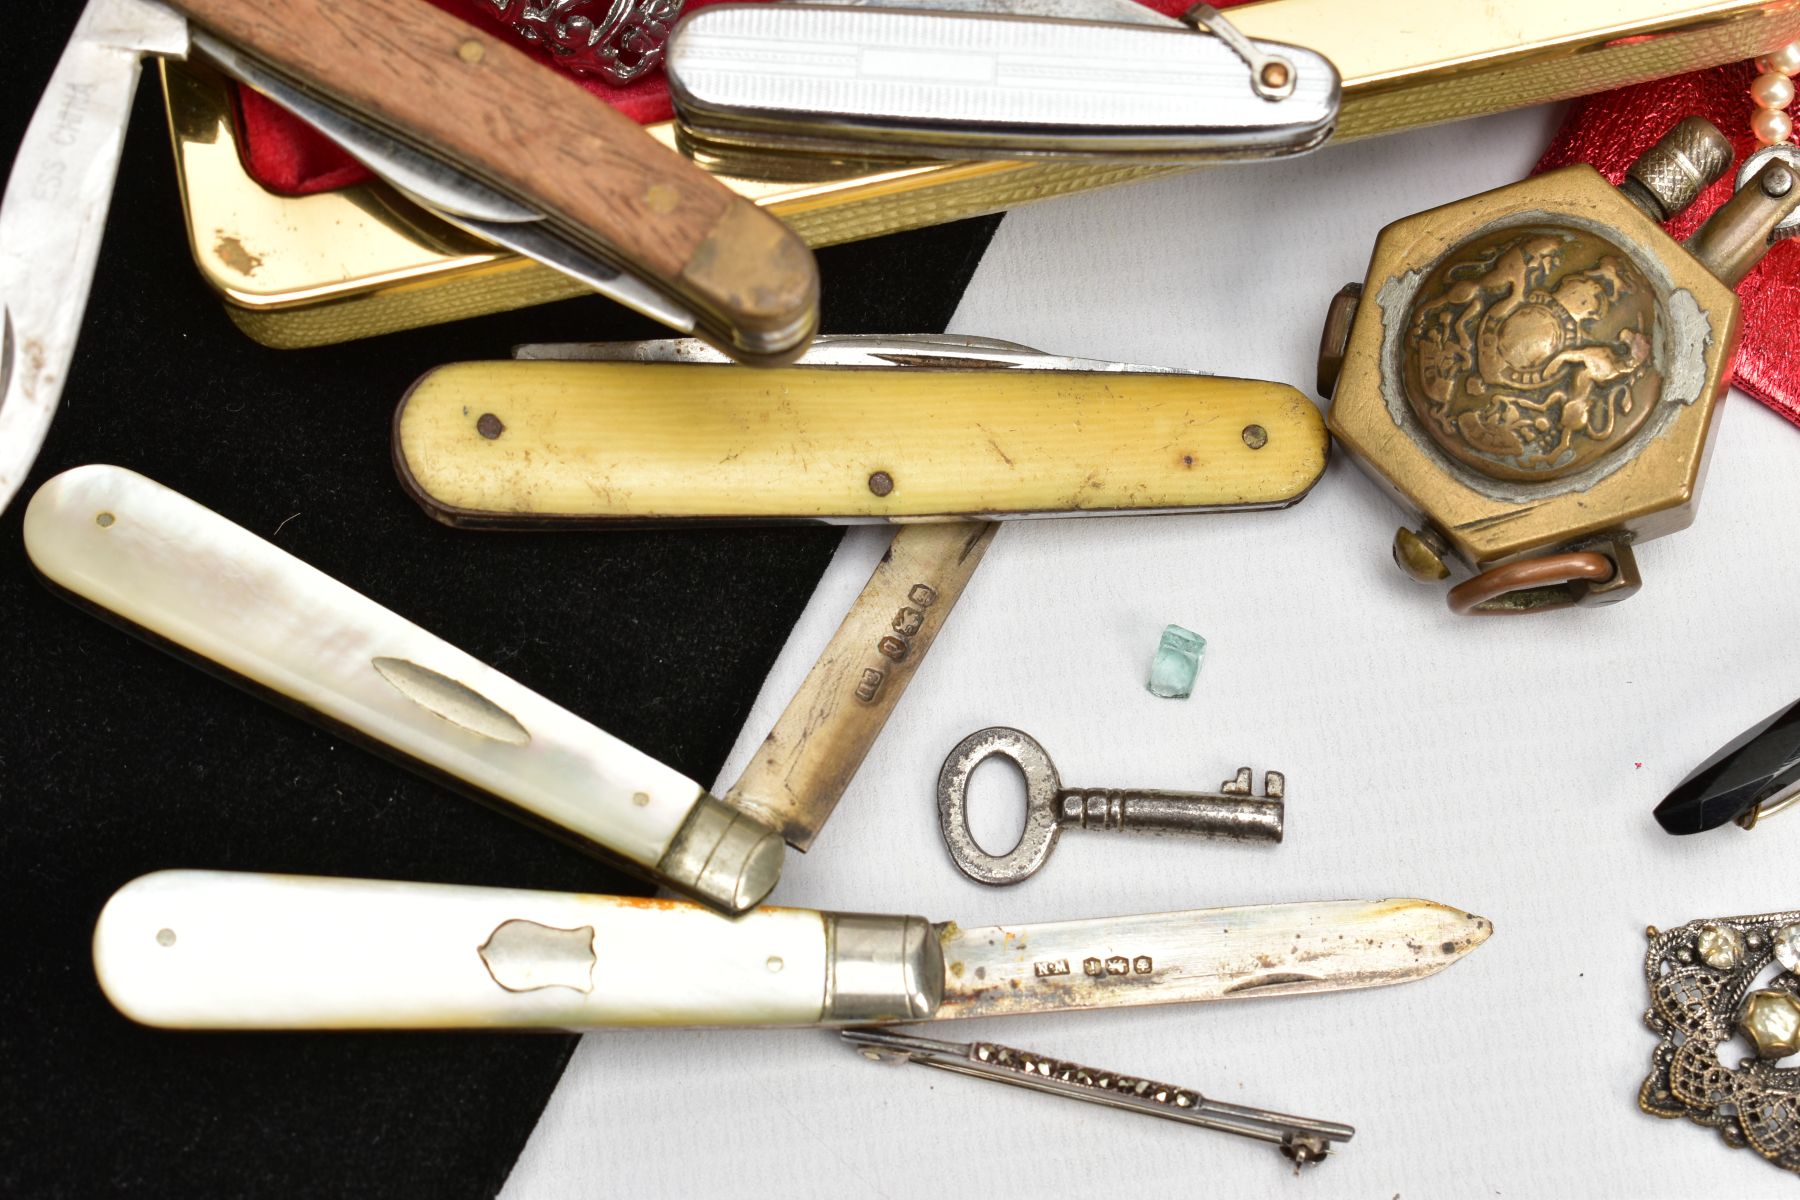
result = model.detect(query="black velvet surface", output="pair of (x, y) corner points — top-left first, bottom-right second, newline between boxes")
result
(0, 12), (999, 1196)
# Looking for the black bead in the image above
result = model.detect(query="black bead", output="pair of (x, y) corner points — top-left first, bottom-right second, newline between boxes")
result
(1654, 698), (1800, 834)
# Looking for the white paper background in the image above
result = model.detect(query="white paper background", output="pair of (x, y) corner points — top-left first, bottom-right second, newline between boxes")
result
(504, 108), (1799, 1198)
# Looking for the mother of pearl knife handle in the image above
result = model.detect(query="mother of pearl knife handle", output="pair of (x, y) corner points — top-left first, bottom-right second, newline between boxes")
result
(95, 870), (941, 1030)
(169, 0), (818, 363)
(24, 466), (783, 913)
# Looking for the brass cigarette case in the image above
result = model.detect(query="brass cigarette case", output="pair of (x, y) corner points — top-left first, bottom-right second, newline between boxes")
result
(162, 0), (1800, 348)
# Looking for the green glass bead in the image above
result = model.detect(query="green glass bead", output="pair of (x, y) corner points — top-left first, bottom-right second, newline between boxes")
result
(1146, 624), (1205, 700)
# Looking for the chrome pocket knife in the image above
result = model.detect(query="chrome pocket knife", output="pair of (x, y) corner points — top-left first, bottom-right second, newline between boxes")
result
(94, 869), (1492, 1030)
(665, 0), (1340, 164)
(0, 0), (820, 513)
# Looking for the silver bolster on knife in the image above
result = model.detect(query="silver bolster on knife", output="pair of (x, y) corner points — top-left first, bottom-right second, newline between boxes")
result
(657, 795), (788, 913)
(824, 914), (945, 1022)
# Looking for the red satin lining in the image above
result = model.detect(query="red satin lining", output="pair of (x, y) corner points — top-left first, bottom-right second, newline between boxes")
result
(1533, 63), (1799, 422)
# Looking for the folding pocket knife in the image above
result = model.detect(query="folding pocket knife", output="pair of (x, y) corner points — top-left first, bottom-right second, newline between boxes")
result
(94, 869), (1492, 1030)
(24, 465), (785, 914)
(394, 335), (1328, 525)
(665, 0), (1339, 164)
(0, 0), (819, 513)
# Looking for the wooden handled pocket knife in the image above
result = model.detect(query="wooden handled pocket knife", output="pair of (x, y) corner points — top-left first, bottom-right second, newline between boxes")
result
(0, 0), (819, 513)
(94, 869), (1491, 1030)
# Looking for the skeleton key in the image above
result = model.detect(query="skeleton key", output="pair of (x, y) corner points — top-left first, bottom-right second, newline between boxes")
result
(937, 727), (1284, 885)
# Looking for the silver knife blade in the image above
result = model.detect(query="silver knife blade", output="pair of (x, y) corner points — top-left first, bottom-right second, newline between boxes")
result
(513, 334), (1194, 373)
(0, 0), (187, 514)
(933, 898), (1493, 1019)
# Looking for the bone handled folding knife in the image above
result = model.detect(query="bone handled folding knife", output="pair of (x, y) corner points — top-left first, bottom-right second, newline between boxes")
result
(665, 1), (1340, 162)
(23, 466), (783, 914)
(393, 336), (1329, 526)
(0, 0), (820, 516)
(94, 870), (1492, 1030)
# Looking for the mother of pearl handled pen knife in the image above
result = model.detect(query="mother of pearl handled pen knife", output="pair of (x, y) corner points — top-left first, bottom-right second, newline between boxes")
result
(93, 870), (1492, 1030)
(665, 2), (1339, 162)
(23, 465), (784, 914)
(0, 0), (819, 516)
(394, 336), (1328, 524)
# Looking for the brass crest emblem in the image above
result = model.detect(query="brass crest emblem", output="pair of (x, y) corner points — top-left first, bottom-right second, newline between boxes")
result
(1403, 228), (1662, 482)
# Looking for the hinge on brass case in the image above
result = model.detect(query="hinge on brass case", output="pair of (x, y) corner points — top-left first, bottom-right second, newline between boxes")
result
(1319, 117), (1800, 615)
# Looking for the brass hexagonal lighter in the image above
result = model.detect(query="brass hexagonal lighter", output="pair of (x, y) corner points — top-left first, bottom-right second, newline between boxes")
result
(1319, 118), (1800, 614)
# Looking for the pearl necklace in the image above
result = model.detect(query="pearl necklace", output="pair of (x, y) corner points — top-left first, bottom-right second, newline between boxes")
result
(1752, 42), (1800, 146)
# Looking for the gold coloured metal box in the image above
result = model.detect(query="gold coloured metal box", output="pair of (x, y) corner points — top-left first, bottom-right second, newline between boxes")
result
(162, 0), (1800, 347)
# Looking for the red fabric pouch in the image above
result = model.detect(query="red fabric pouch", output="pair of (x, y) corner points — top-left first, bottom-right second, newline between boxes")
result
(1534, 66), (1799, 423)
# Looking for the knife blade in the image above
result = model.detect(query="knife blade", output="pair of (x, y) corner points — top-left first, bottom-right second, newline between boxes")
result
(0, 0), (188, 517)
(392, 337), (1329, 526)
(93, 869), (1493, 1030)
(0, 0), (819, 516)
(23, 464), (785, 914)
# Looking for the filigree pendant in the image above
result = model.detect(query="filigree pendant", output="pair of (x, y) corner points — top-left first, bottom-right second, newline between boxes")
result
(1640, 910), (1800, 1174)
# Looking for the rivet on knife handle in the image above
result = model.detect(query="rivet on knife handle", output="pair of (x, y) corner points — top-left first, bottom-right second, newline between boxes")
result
(23, 465), (784, 914)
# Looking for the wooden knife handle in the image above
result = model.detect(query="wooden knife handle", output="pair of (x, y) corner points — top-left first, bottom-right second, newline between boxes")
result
(170, 0), (817, 360)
